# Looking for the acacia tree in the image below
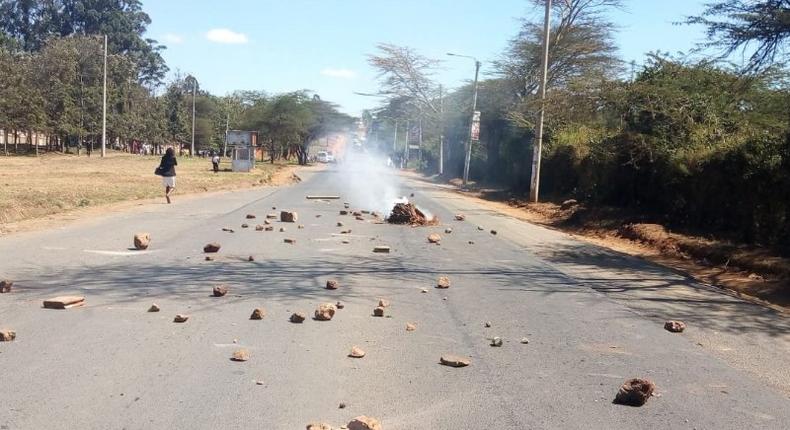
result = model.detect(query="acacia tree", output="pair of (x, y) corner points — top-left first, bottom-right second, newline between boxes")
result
(368, 43), (442, 116)
(687, 0), (790, 72)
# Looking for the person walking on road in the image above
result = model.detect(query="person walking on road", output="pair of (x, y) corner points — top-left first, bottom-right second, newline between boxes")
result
(155, 147), (178, 204)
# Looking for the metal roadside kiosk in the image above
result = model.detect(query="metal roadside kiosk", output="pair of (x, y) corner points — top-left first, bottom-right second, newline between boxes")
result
(226, 130), (258, 172)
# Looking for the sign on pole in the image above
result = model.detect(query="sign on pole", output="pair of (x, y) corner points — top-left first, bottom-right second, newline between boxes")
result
(471, 111), (481, 141)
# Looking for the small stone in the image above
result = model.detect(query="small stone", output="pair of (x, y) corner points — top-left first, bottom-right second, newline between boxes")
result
(280, 227), (286, 232)
(250, 308), (265, 320)
(336, 301), (344, 309)
(342, 240), (350, 244)
(490, 229), (497, 235)
(440, 355), (471, 367)
(306, 424), (333, 430)
(344, 203), (350, 208)
(280, 211), (298, 222)
(248, 255), (255, 262)
(373, 246), (390, 253)
(314, 303), (336, 321)
(355, 215), (365, 221)
(212, 285), (228, 297)
(436, 276), (450, 289)
(203, 243), (221, 253)
(406, 322), (417, 331)
(173, 314), (189, 323)
(477, 226), (484, 231)
(255, 225), (265, 231)
(290, 312), (306, 323)
(265, 226), (274, 231)
(454, 214), (466, 221)
(315, 214), (322, 218)
(326, 280), (339, 290)
(361, 210), (370, 214)
(427, 233), (441, 244)
(445, 228), (453, 234)
(222, 227), (235, 233)
(352, 211), (362, 217)
(520, 337), (530, 344)
(205, 256), (214, 261)
(347, 416), (381, 430)
(378, 299), (390, 308)
(0, 280), (13, 293)
(266, 213), (278, 219)
(241, 223), (249, 229)
(298, 224), (305, 229)
(148, 303), (160, 313)
(246, 214), (256, 219)
(264, 219), (272, 225)
(0, 330), (16, 342)
(339, 402), (346, 409)
(233, 338), (238, 343)
(284, 238), (296, 244)
(341, 229), (352, 234)
(614, 378), (656, 406)
(484, 321), (491, 328)
(664, 320), (686, 333)
(373, 306), (385, 317)
(231, 349), (250, 362)
(442, 296), (448, 301)
(421, 288), (428, 293)
(256, 380), (264, 385)
(491, 337), (503, 347)
(133, 233), (150, 250)
(349, 346), (366, 358)
(340, 210), (349, 215)
(337, 222), (344, 227)
(272, 206), (277, 210)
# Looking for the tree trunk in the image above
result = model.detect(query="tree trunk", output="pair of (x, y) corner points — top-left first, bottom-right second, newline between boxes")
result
(14, 130), (19, 153)
(3, 129), (8, 155)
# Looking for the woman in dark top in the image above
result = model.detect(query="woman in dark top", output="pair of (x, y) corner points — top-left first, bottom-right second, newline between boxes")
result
(157, 148), (178, 204)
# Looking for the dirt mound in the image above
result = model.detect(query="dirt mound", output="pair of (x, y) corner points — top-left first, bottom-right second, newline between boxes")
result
(387, 203), (437, 226)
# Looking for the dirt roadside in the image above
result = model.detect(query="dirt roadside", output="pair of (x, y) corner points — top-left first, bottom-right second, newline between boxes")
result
(411, 173), (789, 313)
(0, 162), (312, 237)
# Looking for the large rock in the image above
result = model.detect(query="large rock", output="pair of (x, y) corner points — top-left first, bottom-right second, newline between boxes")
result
(614, 378), (655, 406)
(290, 312), (306, 323)
(372, 306), (385, 317)
(436, 276), (450, 289)
(664, 320), (686, 333)
(314, 303), (336, 321)
(203, 243), (221, 253)
(0, 329), (16, 342)
(133, 233), (150, 250)
(173, 314), (189, 323)
(0, 279), (12, 293)
(281, 211), (298, 222)
(347, 416), (382, 430)
(440, 355), (470, 367)
(148, 303), (160, 313)
(231, 349), (250, 362)
(250, 308), (265, 320)
(212, 285), (228, 297)
(326, 280), (339, 290)
(427, 233), (441, 244)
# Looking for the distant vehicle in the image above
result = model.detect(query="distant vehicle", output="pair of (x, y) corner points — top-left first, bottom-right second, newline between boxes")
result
(316, 151), (334, 163)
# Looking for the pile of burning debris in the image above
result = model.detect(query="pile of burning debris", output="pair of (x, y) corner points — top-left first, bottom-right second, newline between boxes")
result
(386, 202), (438, 226)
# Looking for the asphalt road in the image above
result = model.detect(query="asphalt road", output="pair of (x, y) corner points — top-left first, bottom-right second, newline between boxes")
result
(1, 163), (789, 429)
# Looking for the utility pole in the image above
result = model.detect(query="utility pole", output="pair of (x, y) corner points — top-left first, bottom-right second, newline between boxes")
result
(392, 119), (398, 152)
(101, 34), (107, 158)
(529, 0), (551, 202)
(439, 84), (444, 176)
(464, 60), (480, 186)
(223, 98), (230, 157)
(191, 79), (196, 157)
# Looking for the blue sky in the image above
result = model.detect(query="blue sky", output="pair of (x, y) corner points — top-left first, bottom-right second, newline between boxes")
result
(143, 0), (710, 115)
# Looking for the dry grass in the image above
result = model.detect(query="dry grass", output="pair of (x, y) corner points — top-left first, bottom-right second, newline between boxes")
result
(0, 152), (290, 225)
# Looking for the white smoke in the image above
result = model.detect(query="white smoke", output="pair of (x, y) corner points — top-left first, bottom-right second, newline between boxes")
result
(336, 150), (405, 215)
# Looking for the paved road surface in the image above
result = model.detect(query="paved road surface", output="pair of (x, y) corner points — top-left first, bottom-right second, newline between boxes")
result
(1, 164), (789, 429)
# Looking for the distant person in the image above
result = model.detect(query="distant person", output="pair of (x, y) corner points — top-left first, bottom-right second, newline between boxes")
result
(155, 148), (178, 204)
(212, 154), (220, 173)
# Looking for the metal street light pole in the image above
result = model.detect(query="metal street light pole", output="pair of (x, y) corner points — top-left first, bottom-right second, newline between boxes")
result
(101, 34), (107, 158)
(439, 84), (444, 176)
(529, 0), (552, 202)
(447, 53), (481, 186)
(191, 80), (196, 157)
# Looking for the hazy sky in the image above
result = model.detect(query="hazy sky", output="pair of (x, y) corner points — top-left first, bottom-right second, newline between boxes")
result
(143, 0), (710, 115)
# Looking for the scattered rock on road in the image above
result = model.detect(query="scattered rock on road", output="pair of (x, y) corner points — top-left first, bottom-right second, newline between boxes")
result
(326, 280), (339, 290)
(43, 296), (85, 309)
(490, 229), (497, 235)
(222, 228), (235, 233)
(265, 226), (274, 231)
(336, 301), (344, 309)
(436, 276), (450, 289)
(484, 321), (491, 328)
(340, 229), (352, 234)
(281, 211), (298, 223)
(340, 210), (349, 215)
(241, 223), (249, 229)
(280, 227), (286, 232)
(427, 233), (441, 244)
(264, 219), (272, 225)
(255, 225), (265, 231)
(373, 246), (390, 253)
(454, 214), (466, 221)
(248, 255), (255, 262)
(284, 238), (296, 244)
(614, 378), (656, 406)
(298, 224), (305, 229)
(133, 233), (150, 250)
(520, 337), (530, 344)
(440, 355), (471, 368)
(477, 226), (484, 231)
(491, 337), (503, 347)
(373, 306), (385, 317)
(266, 213), (278, 219)
(664, 320), (686, 333)
(306, 424), (333, 430)
(173, 314), (189, 323)
(0, 280), (12, 293)
(148, 303), (160, 313)
(205, 256), (214, 261)
(378, 299), (390, 308)
(314, 303), (337, 321)
(250, 308), (265, 320)
(0, 330), (16, 342)
(231, 349), (250, 362)
(349, 346), (366, 358)
(421, 288), (428, 293)
(339, 402), (346, 409)
(347, 416), (381, 430)
(406, 322), (416, 332)
(212, 285), (228, 297)
(290, 312), (307, 323)
(203, 243), (221, 253)
(445, 228), (453, 234)
(246, 214), (256, 219)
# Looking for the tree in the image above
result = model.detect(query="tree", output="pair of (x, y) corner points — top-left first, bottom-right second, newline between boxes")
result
(687, 0), (790, 72)
(368, 43), (442, 116)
